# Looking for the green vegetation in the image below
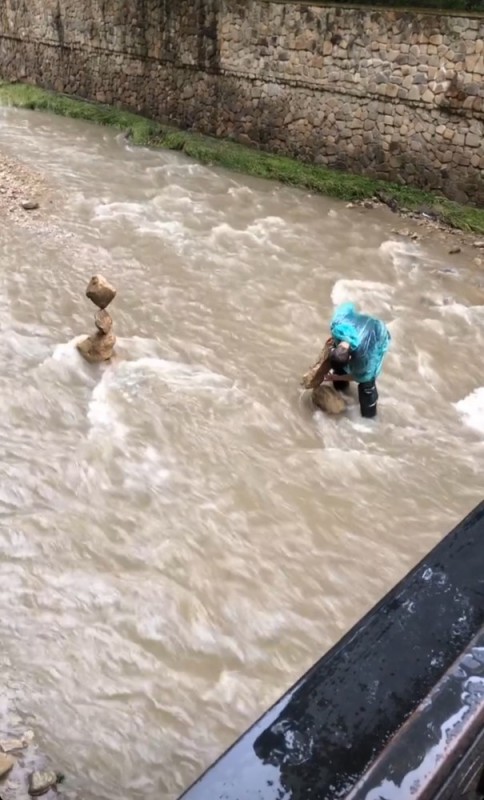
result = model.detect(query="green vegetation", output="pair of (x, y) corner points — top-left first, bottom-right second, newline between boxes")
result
(311, 0), (484, 10)
(0, 83), (161, 143)
(1, 81), (484, 234)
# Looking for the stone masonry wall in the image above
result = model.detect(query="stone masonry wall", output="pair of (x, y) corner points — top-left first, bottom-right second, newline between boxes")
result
(1, 0), (484, 203)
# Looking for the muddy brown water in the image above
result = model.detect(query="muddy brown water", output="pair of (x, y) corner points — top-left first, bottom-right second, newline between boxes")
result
(0, 107), (483, 800)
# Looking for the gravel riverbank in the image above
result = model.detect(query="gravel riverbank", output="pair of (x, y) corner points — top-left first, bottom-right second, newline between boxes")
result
(0, 150), (54, 225)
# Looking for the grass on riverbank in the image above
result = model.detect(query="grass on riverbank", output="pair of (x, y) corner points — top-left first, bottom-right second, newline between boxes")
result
(1, 81), (484, 234)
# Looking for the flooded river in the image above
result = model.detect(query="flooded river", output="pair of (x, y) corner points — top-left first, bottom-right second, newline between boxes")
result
(0, 108), (483, 800)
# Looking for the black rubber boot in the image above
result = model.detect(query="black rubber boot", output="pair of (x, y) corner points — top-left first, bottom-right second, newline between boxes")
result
(358, 380), (378, 418)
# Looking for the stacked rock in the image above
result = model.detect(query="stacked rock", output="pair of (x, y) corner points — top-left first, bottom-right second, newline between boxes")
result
(77, 275), (117, 363)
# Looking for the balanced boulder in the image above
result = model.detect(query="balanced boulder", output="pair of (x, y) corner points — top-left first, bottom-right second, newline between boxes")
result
(86, 275), (116, 310)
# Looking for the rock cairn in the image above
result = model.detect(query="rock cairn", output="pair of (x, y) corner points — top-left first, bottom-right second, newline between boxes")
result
(77, 275), (117, 364)
(301, 337), (346, 415)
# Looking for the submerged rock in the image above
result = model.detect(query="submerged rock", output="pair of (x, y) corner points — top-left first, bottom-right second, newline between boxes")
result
(0, 752), (15, 778)
(86, 275), (116, 309)
(22, 731), (35, 746)
(312, 384), (346, 415)
(0, 738), (26, 753)
(28, 770), (58, 796)
(21, 200), (39, 211)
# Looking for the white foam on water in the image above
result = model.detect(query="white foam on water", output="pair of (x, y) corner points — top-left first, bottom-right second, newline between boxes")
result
(87, 367), (128, 440)
(0, 328), (50, 363)
(317, 446), (394, 482)
(207, 218), (285, 254)
(123, 357), (233, 393)
(331, 279), (395, 314)
(227, 185), (254, 199)
(437, 302), (474, 324)
(114, 336), (162, 361)
(148, 183), (189, 200)
(379, 238), (420, 270)
(92, 201), (148, 223)
(87, 356), (235, 440)
(145, 161), (207, 181)
(455, 388), (484, 434)
(136, 219), (187, 244)
(416, 348), (442, 386)
(248, 216), (286, 230)
(122, 445), (171, 492)
(152, 192), (195, 212)
(418, 317), (446, 336)
(51, 336), (89, 362)
(40, 336), (96, 382)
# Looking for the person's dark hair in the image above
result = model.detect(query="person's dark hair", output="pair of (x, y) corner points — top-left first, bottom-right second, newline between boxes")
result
(331, 343), (351, 366)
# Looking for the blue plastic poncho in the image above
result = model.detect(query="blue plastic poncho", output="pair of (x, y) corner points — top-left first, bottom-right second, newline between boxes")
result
(330, 302), (391, 384)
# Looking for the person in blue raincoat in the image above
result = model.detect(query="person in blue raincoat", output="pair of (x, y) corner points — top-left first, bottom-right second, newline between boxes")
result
(323, 302), (391, 418)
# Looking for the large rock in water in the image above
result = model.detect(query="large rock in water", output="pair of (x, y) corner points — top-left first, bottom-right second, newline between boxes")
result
(28, 770), (58, 797)
(76, 331), (116, 363)
(312, 384), (346, 415)
(86, 275), (116, 309)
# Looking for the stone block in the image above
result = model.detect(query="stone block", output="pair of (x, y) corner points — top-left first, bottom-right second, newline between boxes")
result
(385, 83), (399, 98)
(466, 53), (482, 72)
(466, 132), (481, 148)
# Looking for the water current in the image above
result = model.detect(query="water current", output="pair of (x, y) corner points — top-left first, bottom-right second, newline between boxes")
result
(0, 107), (483, 799)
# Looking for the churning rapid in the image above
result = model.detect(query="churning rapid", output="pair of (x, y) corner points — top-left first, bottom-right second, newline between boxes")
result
(0, 107), (483, 800)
